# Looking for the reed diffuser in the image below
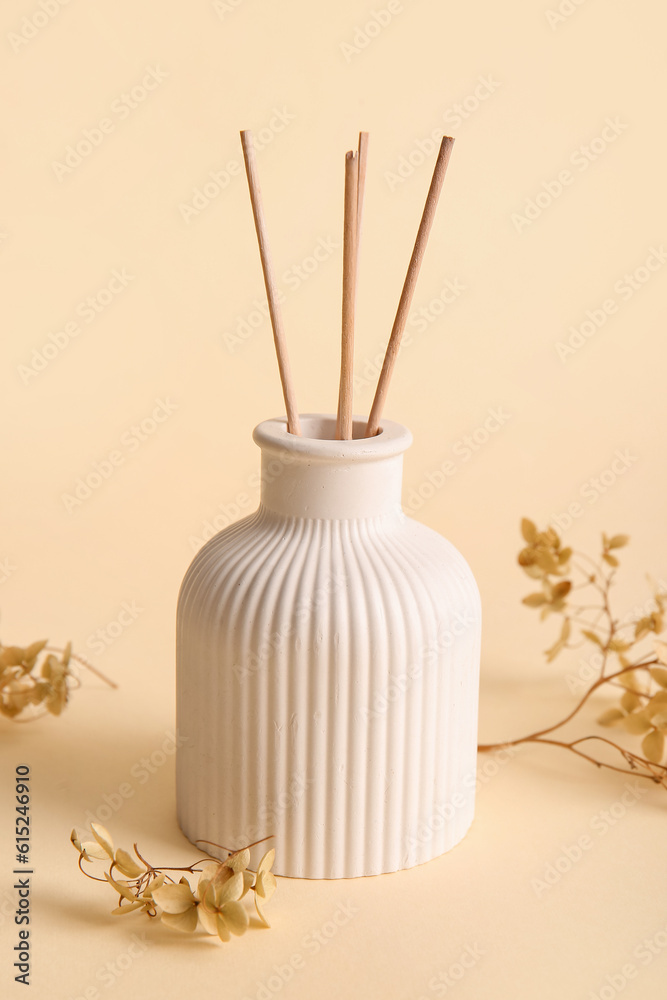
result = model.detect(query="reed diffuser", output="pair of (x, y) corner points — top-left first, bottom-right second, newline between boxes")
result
(176, 130), (481, 878)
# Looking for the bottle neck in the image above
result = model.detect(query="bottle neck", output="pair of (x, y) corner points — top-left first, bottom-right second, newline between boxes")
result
(260, 450), (405, 520)
(253, 415), (412, 520)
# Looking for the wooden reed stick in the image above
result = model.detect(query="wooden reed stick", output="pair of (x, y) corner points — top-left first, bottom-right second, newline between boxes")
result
(240, 129), (301, 436)
(365, 135), (455, 437)
(336, 150), (358, 440)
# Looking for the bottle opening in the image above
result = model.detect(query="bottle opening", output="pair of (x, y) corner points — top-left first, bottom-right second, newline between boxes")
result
(253, 414), (412, 464)
(294, 415), (383, 441)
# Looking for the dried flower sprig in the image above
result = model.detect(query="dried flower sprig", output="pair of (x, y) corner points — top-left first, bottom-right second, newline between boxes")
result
(0, 639), (116, 721)
(478, 520), (667, 789)
(71, 823), (277, 940)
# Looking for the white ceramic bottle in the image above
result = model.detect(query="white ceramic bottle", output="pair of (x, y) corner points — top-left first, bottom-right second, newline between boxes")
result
(176, 414), (481, 878)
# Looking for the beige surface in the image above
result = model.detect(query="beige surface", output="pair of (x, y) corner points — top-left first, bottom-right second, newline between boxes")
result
(2, 0), (667, 997)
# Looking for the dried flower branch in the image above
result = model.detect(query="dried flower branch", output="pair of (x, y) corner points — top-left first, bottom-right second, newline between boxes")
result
(478, 520), (667, 789)
(70, 823), (276, 941)
(0, 638), (116, 721)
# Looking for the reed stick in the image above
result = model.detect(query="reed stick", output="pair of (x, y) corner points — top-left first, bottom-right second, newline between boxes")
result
(336, 150), (358, 440)
(336, 132), (368, 440)
(240, 129), (301, 436)
(365, 135), (455, 437)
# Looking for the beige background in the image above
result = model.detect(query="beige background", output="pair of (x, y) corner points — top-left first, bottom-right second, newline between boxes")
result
(2, 0), (667, 997)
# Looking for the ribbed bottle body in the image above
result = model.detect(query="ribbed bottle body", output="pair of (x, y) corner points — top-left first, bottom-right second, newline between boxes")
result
(176, 499), (481, 878)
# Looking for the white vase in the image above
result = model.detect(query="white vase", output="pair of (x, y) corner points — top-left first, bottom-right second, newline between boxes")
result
(176, 414), (481, 878)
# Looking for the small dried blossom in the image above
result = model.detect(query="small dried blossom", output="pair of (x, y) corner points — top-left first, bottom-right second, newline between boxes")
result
(596, 643), (667, 764)
(253, 849), (277, 927)
(1, 636), (115, 720)
(71, 823), (276, 942)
